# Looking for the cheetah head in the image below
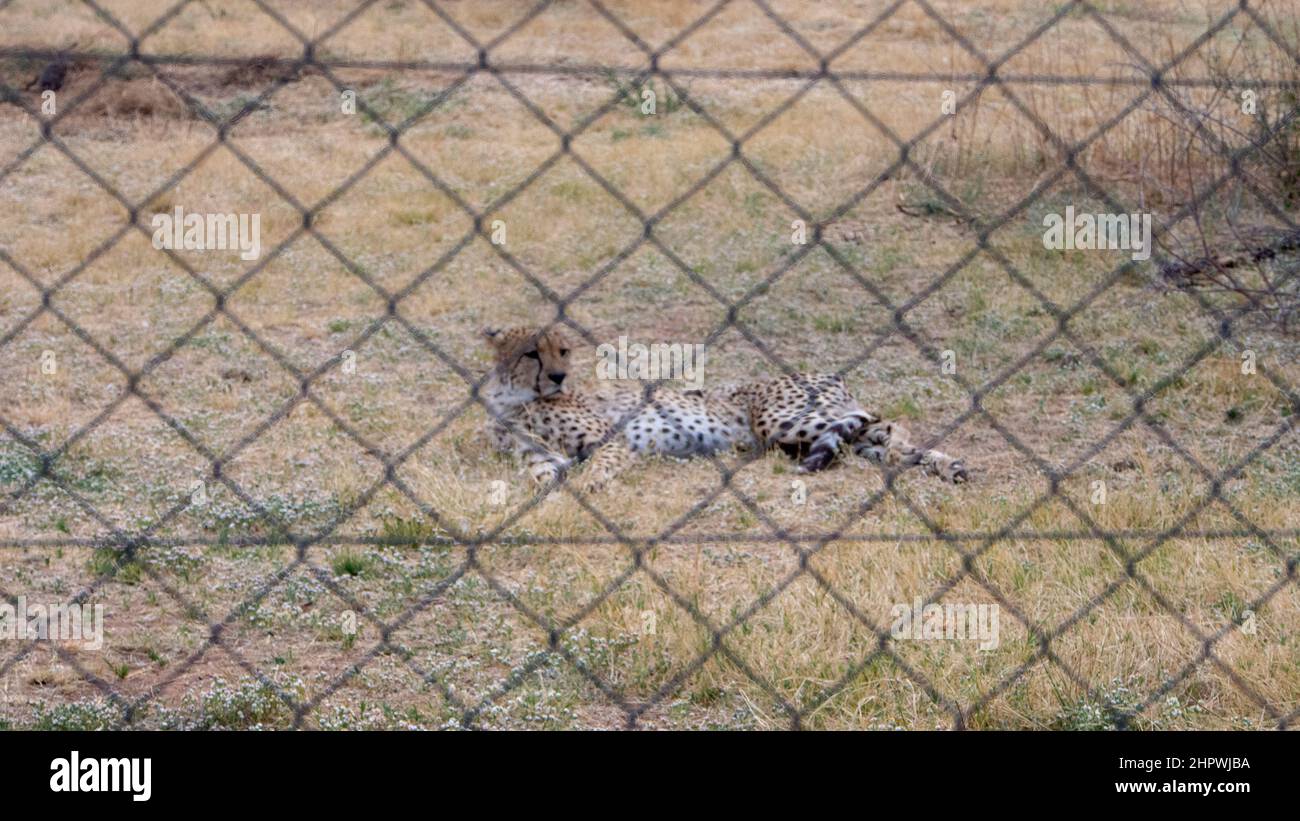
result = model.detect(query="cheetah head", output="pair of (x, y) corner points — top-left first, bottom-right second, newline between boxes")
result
(482, 325), (573, 406)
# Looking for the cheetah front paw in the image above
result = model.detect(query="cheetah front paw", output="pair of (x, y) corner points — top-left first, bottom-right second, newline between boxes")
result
(528, 459), (569, 487)
(574, 473), (607, 494)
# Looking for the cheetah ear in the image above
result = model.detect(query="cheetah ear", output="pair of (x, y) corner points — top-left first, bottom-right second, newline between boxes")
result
(555, 326), (575, 344)
(481, 327), (507, 353)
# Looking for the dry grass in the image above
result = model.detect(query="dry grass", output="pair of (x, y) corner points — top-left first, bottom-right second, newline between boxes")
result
(0, 0), (1297, 729)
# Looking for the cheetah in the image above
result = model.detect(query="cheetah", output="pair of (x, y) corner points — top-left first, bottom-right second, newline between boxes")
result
(480, 325), (968, 491)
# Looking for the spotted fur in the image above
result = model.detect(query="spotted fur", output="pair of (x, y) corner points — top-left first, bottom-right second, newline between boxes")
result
(481, 326), (968, 490)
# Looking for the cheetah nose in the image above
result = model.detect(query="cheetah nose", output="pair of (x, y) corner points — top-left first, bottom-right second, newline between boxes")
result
(548, 372), (566, 385)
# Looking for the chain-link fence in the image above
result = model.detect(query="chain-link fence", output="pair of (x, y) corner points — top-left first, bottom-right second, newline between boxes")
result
(0, 0), (1297, 729)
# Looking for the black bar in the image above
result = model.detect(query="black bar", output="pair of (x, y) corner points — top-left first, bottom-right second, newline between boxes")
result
(1, 730), (1284, 809)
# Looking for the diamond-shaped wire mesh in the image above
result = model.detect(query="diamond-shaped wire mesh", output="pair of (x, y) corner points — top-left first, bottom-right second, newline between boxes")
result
(0, 0), (1297, 729)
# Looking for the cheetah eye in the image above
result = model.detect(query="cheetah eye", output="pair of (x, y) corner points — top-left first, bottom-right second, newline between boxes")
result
(559, 349), (570, 357)
(522, 350), (540, 360)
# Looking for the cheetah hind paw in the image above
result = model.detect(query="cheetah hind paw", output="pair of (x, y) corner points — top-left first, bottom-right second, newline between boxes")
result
(797, 447), (837, 473)
(932, 455), (969, 484)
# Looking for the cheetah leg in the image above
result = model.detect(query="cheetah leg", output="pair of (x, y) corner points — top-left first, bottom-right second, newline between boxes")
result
(501, 425), (571, 486)
(574, 439), (634, 493)
(796, 412), (872, 473)
(853, 421), (968, 483)
(484, 419), (516, 453)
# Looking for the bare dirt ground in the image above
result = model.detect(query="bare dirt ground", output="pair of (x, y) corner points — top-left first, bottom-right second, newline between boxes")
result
(0, 0), (1297, 729)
